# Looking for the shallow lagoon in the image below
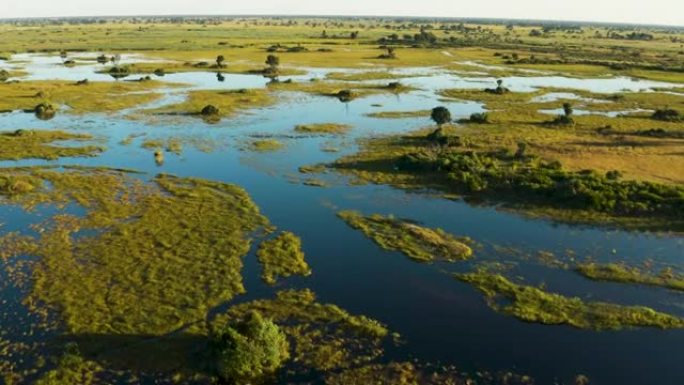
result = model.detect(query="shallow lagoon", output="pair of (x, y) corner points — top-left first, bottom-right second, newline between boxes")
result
(2, 54), (684, 385)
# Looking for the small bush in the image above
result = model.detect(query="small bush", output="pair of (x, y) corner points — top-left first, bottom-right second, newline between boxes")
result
(200, 105), (219, 116)
(213, 311), (289, 383)
(468, 112), (489, 124)
(651, 109), (681, 122)
(34, 103), (56, 120)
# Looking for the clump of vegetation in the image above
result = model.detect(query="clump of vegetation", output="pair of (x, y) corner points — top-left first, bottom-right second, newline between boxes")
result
(295, 123), (351, 135)
(263, 54), (280, 79)
(200, 104), (220, 117)
(108, 66), (130, 80)
(0, 129), (103, 160)
(147, 89), (274, 121)
(338, 211), (473, 262)
(325, 362), (535, 385)
(365, 110), (429, 119)
(336, 89), (356, 102)
(466, 112), (490, 124)
(0, 69), (9, 82)
(249, 139), (284, 152)
(0, 169), (271, 335)
(377, 143), (684, 229)
(651, 108), (681, 122)
(549, 103), (575, 125)
(35, 343), (102, 385)
(457, 271), (684, 330)
(430, 106), (452, 127)
(256, 231), (311, 285)
(377, 46), (397, 59)
(34, 102), (56, 120)
(485, 79), (510, 95)
(211, 289), (389, 372)
(576, 263), (684, 291)
(212, 311), (289, 384)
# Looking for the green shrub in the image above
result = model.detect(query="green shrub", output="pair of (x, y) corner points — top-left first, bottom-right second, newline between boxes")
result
(213, 311), (290, 383)
(651, 109), (681, 122)
(468, 112), (489, 124)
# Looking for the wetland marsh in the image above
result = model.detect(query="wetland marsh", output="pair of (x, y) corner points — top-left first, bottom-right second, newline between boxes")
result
(0, 16), (683, 385)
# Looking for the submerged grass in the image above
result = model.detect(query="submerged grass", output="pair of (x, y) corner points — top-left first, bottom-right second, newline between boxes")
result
(457, 271), (684, 330)
(365, 110), (430, 119)
(256, 231), (311, 285)
(576, 263), (684, 291)
(338, 211), (472, 263)
(294, 123), (352, 135)
(0, 130), (103, 160)
(248, 139), (284, 152)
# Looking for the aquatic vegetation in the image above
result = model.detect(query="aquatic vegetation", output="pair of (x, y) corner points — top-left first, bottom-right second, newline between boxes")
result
(33, 103), (56, 120)
(325, 71), (421, 81)
(325, 362), (535, 385)
(457, 272), (684, 330)
(212, 311), (289, 383)
(256, 232), (311, 285)
(268, 80), (413, 100)
(576, 263), (684, 291)
(365, 110), (430, 119)
(146, 89), (274, 119)
(34, 343), (102, 385)
(0, 169), (271, 335)
(302, 179), (328, 187)
(0, 80), (167, 114)
(0, 130), (103, 161)
(249, 139), (284, 152)
(211, 289), (388, 372)
(338, 211), (473, 263)
(141, 138), (182, 154)
(294, 123), (351, 135)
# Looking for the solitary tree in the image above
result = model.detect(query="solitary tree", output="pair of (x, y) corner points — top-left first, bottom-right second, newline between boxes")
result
(430, 106), (452, 127)
(213, 311), (289, 383)
(265, 55), (280, 71)
(216, 55), (225, 68)
(562, 102), (574, 117)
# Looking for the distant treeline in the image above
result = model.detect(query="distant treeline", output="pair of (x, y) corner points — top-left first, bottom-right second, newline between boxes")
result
(1, 15), (682, 33)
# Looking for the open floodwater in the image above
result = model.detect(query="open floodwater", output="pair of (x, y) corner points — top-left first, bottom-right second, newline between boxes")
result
(2, 54), (684, 385)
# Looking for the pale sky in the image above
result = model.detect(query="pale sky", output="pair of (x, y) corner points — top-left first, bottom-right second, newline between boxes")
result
(5, 0), (684, 26)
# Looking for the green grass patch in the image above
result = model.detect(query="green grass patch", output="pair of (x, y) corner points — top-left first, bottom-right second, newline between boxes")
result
(0, 169), (271, 335)
(146, 89), (274, 120)
(211, 289), (388, 372)
(0, 130), (103, 161)
(457, 271), (684, 330)
(576, 263), (684, 291)
(365, 110), (430, 119)
(256, 231), (311, 285)
(338, 211), (472, 263)
(248, 139), (284, 152)
(294, 123), (351, 135)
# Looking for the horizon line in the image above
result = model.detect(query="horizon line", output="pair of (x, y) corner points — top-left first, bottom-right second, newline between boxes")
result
(1, 14), (682, 29)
